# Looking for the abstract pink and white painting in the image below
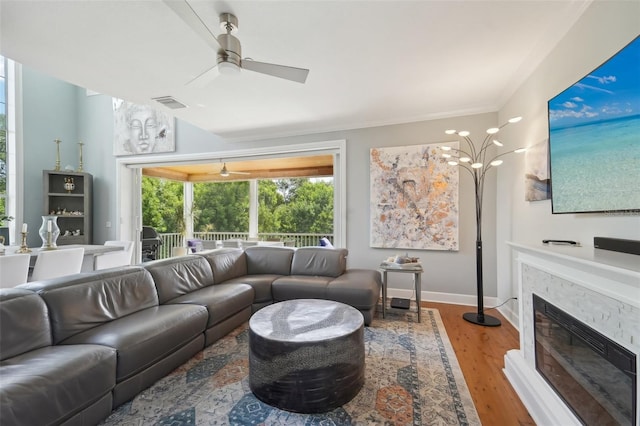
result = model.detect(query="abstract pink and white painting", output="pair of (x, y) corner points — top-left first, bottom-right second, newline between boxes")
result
(370, 143), (459, 250)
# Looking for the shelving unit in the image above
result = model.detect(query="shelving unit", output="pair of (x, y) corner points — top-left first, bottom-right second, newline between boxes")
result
(43, 170), (93, 245)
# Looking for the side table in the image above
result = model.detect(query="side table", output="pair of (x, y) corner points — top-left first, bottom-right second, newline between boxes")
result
(379, 264), (423, 322)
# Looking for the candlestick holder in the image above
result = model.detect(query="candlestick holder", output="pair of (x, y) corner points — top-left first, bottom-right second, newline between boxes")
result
(41, 230), (56, 251)
(54, 139), (62, 171)
(16, 232), (31, 253)
(77, 141), (84, 172)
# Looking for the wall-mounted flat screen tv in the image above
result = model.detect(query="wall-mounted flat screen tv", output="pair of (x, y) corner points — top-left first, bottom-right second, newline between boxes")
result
(548, 36), (640, 214)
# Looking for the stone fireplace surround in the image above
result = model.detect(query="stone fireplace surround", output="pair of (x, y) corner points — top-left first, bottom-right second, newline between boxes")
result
(504, 242), (640, 426)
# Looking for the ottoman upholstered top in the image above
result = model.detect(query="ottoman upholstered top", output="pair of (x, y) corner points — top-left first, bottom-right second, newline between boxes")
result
(249, 298), (363, 341)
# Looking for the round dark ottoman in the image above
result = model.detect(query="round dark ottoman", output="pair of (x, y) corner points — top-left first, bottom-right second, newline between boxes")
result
(248, 299), (365, 413)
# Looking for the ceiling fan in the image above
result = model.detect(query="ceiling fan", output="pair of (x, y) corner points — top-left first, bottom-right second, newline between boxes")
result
(163, 0), (310, 85)
(219, 163), (250, 177)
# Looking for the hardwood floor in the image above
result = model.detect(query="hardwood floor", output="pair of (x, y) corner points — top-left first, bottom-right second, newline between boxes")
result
(424, 302), (536, 426)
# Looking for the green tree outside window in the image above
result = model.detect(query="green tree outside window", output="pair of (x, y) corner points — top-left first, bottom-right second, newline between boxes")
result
(142, 176), (333, 236)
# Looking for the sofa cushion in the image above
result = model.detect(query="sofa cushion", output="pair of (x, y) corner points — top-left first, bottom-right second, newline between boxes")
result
(271, 275), (333, 301)
(290, 247), (348, 277)
(22, 267), (159, 344)
(223, 275), (278, 303)
(326, 269), (382, 310)
(0, 344), (116, 426)
(198, 249), (247, 283)
(165, 283), (254, 328)
(0, 289), (51, 360)
(60, 304), (208, 382)
(144, 255), (213, 304)
(244, 246), (295, 275)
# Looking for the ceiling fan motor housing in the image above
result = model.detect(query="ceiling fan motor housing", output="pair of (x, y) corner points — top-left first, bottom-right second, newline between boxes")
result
(217, 33), (241, 67)
(163, 4), (308, 83)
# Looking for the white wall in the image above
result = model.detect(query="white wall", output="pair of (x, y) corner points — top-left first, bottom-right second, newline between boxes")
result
(224, 113), (499, 300)
(22, 68), (79, 247)
(496, 0), (640, 325)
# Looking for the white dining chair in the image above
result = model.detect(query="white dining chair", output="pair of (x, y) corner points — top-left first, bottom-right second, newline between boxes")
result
(0, 254), (31, 288)
(30, 247), (85, 281)
(94, 240), (134, 270)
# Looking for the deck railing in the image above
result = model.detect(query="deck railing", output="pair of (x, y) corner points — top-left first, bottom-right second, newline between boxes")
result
(154, 232), (334, 260)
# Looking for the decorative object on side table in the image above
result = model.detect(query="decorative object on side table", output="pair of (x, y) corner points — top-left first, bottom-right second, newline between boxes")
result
(39, 215), (60, 250)
(381, 254), (422, 269)
(441, 117), (525, 327)
(17, 223), (31, 253)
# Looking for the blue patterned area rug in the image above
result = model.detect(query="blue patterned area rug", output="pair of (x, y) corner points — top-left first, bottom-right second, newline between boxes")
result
(101, 308), (481, 425)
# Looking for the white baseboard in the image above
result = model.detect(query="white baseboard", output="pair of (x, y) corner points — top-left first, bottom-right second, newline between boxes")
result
(503, 349), (581, 426)
(497, 304), (519, 329)
(386, 288), (499, 309)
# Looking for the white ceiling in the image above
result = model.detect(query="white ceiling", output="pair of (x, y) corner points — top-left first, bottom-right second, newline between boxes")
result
(0, 0), (589, 141)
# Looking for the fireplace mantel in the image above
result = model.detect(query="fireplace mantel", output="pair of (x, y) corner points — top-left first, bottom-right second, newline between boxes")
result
(504, 242), (640, 426)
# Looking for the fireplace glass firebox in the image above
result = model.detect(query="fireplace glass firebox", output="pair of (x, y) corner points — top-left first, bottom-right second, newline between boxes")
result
(533, 294), (636, 425)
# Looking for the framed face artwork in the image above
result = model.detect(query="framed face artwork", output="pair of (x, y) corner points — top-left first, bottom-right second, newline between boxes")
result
(113, 99), (175, 156)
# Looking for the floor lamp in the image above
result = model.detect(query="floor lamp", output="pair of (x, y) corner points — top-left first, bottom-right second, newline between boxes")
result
(441, 117), (525, 327)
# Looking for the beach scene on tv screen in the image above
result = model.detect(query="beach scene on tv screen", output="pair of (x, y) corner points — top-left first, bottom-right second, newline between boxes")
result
(548, 36), (640, 213)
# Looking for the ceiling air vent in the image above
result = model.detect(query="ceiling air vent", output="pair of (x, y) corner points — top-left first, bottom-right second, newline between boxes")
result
(152, 96), (188, 109)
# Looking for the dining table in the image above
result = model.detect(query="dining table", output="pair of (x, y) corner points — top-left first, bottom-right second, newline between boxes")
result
(2, 244), (123, 272)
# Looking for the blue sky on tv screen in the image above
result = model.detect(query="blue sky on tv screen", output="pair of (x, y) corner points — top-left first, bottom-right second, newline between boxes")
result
(548, 36), (640, 130)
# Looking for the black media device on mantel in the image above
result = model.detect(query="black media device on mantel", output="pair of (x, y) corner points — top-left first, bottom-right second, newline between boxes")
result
(593, 237), (640, 256)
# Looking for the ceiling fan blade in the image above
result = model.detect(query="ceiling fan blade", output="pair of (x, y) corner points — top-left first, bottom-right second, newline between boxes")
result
(241, 59), (309, 84)
(163, 0), (221, 52)
(229, 171), (251, 175)
(186, 63), (220, 87)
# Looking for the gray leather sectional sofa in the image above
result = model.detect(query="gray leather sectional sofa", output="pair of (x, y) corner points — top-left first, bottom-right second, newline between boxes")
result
(0, 246), (381, 426)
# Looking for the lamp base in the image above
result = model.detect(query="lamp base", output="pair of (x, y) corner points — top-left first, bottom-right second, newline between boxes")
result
(462, 312), (501, 327)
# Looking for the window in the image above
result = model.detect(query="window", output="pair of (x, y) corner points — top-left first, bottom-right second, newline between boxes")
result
(1, 56), (20, 242)
(0, 56), (7, 222)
